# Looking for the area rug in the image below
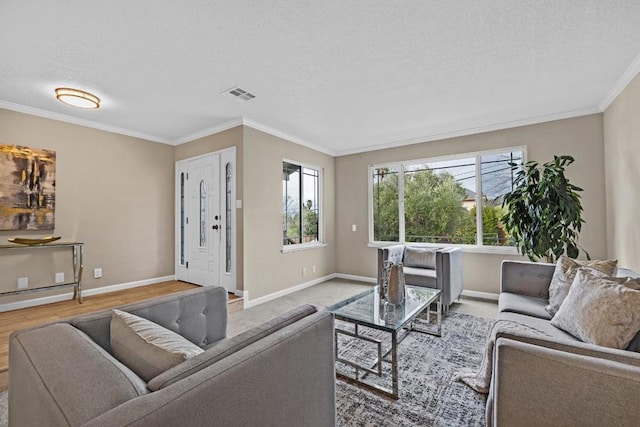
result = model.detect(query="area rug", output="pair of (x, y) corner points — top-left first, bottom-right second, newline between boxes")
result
(336, 311), (494, 427)
(0, 391), (6, 427)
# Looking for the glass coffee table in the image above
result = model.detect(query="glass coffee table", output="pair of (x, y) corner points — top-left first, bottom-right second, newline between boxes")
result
(327, 285), (442, 399)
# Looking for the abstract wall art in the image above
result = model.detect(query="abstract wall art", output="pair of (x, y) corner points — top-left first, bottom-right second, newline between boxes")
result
(0, 144), (56, 230)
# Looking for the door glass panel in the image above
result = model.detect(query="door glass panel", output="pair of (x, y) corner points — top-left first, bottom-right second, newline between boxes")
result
(225, 163), (232, 273)
(199, 180), (207, 247)
(180, 172), (185, 265)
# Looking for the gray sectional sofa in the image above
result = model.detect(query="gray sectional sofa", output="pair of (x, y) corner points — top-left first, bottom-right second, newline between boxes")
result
(9, 286), (336, 427)
(487, 260), (640, 427)
(377, 245), (463, 311)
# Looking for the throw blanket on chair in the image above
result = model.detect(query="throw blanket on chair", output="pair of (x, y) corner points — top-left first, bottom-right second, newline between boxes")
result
(454, 320), (552, 394)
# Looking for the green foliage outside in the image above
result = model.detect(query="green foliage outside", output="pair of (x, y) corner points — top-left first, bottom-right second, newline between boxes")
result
(373, 168), (510, 245)
(284, 197), (318, 244)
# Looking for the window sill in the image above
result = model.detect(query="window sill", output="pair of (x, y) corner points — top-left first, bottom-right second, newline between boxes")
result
(367, 242), (520, 256)
(282, 242), (327, 253)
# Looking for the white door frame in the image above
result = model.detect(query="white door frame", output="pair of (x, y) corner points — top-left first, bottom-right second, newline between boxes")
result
(175, 147), (236, 292)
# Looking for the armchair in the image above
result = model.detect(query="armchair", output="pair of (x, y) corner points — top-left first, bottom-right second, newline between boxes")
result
(377, 245), (463, 312)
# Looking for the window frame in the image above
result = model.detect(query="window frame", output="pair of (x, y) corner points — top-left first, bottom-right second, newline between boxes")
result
(282, 158), (326, 253)
(368, 146), (526, 254)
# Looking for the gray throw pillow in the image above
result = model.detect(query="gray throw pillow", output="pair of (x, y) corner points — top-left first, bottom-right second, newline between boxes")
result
(546, 256), (617, 316)
(550, 268), (640, 350)
(111, 309), (204, 382)
(403, 247), (437, 269)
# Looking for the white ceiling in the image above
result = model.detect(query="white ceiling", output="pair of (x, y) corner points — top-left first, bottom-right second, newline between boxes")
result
(1, 1), (639, 156)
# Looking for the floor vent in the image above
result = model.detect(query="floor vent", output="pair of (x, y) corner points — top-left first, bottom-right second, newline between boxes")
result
(223, 86), (256, 101)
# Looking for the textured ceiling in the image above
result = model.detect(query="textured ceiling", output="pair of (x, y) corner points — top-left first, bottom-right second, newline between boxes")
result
(1, 1), (639, 155)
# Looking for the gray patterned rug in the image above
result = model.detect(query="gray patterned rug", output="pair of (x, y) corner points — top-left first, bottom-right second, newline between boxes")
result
(0, 312), (492, 427)
(0, 390), (6, 427)
(336, 311), (494, 427)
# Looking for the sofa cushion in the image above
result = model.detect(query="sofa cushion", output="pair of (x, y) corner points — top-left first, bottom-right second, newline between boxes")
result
(403, 266), (437, 288)
(497, 312), (579, 343)
(546, 256), (618, 316)
(148, 304), (318, 391)
(111, 309), (204, 382)
(550, 268), (640, 350)
(403, 247), (437, 269)
(499, 293), (552, 320)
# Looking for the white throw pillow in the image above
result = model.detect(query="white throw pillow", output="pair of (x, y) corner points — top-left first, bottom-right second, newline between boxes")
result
(111, 309), (204, 382)
(546, 256), (617, 316)
(550, 268), (640, 349)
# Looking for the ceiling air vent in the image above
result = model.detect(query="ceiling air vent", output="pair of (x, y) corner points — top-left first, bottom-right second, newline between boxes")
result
(223, 86), (256, 101)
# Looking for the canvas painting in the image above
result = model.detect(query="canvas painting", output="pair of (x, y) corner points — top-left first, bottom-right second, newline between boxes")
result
(0, 144), (56, 230)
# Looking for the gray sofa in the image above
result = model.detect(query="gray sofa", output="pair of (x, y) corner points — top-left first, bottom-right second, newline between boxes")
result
(487, 260), (640, 427)
(9, 286), (336, 427)
(377, 245), (463, 311)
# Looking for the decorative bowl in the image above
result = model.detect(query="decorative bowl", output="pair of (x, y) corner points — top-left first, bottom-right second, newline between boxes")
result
(8, 236), (62, 245)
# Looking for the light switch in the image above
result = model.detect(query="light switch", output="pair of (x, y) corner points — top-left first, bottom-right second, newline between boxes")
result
(352, 224), (357, 232)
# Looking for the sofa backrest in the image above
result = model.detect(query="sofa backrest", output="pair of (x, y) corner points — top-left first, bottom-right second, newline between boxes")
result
(403, 246), (437, 269)
(70, 286), (228, 353)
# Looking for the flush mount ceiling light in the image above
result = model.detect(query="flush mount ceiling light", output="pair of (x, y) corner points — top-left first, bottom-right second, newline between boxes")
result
(55, 87), (100, 109)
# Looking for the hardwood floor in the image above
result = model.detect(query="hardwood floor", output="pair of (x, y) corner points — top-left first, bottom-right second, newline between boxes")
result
(0, 280), (243, 391)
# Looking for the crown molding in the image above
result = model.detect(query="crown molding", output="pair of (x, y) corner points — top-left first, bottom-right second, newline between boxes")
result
(172, 118), (244, 145)
(598, 52), (640, 111)
(0, 100), (172, 144)
(334, 107), (602, 156)
(241, 118), (336, 156)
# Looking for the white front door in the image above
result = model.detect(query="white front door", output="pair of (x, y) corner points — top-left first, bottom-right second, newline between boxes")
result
(175, 149), (236, 291)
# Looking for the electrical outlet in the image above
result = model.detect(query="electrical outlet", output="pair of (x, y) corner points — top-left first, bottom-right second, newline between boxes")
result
(55, 272), (65, 283)
(17, 277), (28, 290)
(94, 268), (103, 279)
(312, 265), (316, 273)
(352, 224), (357, 232)
(302, 267), (307, 276)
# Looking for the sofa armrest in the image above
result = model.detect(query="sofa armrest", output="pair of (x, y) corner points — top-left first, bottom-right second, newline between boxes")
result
(490, 338), (640, 427)
(9, 323), (148, 427)
(148, 304), (318, 390)
(435, 247), (463, 306)
(500, 260), (554, 298)
(83, 311), (336, 427)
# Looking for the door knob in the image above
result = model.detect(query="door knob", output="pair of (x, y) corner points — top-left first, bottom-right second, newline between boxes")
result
(212, 225), (219, 230)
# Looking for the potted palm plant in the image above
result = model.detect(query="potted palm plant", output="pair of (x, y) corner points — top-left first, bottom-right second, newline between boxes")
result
(501, 155), (589, 263)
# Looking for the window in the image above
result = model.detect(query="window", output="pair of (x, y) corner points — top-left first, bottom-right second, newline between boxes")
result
(283, 161), (321, 247)
(370, 148), (524, 248)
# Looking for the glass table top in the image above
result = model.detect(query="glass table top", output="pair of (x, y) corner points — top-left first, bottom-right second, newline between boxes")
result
(327, 285), (440, 332)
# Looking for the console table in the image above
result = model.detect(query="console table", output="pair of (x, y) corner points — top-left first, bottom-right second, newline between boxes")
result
(0, 242), (84, 303)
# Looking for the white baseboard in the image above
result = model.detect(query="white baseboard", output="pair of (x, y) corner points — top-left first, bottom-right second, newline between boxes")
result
(461, 290), (499, 301)
(244, 273), (338, 309)
(0, 275), (176, 313)
(334, 273), (376, 284)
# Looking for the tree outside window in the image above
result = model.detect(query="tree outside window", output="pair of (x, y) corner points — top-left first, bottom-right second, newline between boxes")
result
(283, 161), (320, 246)
(371, 149), (523, 247)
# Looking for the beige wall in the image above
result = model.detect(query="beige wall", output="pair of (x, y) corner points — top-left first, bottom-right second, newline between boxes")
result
(335, 114), (607, 294)
(0, 109), (175, 303)
(604, 73), (640, 271)
(243, 127), (336, 300)
(0, 105), (614, 305)
(174, 126), (245, 291)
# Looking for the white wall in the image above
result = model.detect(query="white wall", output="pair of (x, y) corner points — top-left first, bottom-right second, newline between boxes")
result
(604, 73), (640, 271)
